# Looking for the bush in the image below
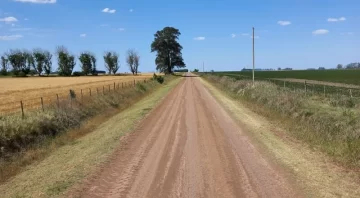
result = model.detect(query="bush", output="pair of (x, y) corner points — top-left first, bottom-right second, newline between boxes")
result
(152, 73), (165, 84)
(193, 69), (199, 72)
(17, 71), (27, 77)
(72, 71), (84, 76)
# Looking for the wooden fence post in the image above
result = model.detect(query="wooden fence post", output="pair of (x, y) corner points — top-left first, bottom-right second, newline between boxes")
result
(89, 88), (92, 96)
(41, 97), (44, 112)
(304, 81), (307, 95)
(323, 86), (326, 97)
(56, 94), (60, 108)
(20, 100), (24, 118)
(350, 89), (353, 98)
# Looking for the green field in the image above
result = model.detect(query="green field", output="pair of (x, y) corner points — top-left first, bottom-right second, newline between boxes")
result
(215, 70), (360, 85)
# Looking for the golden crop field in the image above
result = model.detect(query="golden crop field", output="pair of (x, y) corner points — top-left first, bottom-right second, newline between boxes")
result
(0, 73), (156, 114)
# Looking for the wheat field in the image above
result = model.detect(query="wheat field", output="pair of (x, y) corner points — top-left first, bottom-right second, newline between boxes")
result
(0, 74), (156, 114)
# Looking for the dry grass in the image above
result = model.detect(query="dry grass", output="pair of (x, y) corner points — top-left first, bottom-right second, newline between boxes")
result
(0, 77), (182, 198)
(0, 74), (158, 114)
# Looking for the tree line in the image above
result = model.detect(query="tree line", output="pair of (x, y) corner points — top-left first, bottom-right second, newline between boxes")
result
(0, 46), (141, 77)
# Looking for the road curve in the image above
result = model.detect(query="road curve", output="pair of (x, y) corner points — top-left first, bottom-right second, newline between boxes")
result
(75, 75), (301, 198)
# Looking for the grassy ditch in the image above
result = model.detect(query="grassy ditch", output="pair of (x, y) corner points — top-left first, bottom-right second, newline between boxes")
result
(203, 75), (360, 167)
(0, 76), (176, 183)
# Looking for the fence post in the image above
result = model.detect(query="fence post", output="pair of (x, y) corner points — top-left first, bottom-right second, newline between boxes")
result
(304, 81), (307, 96)
(134, 79), (135, 86)
(41, 97), (44, 112)
(350, 89), (353, 98)
(89, 88), (92, 96)
(323, 86), (326, 97)
(20, 100), (24, 118)
(81, 89), (83, 102)
(114, 82), (116, 90)
(69, 90), (72, 108)
(56, 94), (60, 108)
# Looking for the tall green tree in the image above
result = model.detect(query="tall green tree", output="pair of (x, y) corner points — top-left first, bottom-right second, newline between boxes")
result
(90, 54), (97, 75)
(103, 51), (119, 74)
(33, 49), (46, 75)
(1, 55), (9, 75)
(56, 46), (76, 76)
(151, 27), (185, 74)
(43, 50), (52, 76)
(6, 49), (29, 76)
(79, 52), (93, 75)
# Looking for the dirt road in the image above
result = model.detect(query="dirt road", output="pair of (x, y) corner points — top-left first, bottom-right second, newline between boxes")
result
(75, 76), (300, 198)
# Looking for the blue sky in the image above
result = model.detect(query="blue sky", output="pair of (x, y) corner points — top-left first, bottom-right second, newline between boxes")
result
(0, 0), (359, 72)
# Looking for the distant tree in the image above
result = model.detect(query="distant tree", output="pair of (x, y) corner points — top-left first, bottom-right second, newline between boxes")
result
(0, 55), (9, 75)
(277, 67), (281, 71)
(193, 69), (199, 72)
(318, 67), (326, 70)
(151, 27), (186, 74)
(337, 64), (343, 69)
(90, 54), (97, 75)
(33, 49), (46, 75)
(79, 52), (93, 75)
(111, 53), (119, 74)
(56, 46), (76, 76)
(6, 49), (29, 76)
(43, 50), (52, 76)
(126, 49), (140, 75)
(104, 51), (119, 74)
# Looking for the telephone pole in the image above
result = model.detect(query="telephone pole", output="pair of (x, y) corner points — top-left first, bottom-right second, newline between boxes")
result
(252, 27), (255, 86)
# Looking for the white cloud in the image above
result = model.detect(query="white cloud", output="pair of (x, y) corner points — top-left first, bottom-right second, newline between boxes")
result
(0, 16), (18, 23)
(14, 0), (56, 3)
(102, 8), (116, 14)
(0, 34), (23, 41)
(129, 9), (134, 12)
(312, 29), (329, 35)
(231, 33), (236, 38)
(241, 33), (249, 36)
(118, 28), (125, 31)
(327, 17), (346, 22)
(80, 34), (86, 37)
(278, 20), (291, 26)
(194, 37), (205, 41)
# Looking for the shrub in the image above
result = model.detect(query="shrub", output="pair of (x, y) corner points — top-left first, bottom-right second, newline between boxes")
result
(72, 71), (84, 76)
(152, 73), (164, 84)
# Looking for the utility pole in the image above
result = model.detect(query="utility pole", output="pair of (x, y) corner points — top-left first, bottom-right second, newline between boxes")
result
(252, 27), (255, 86)
(203, 62), (204, 73)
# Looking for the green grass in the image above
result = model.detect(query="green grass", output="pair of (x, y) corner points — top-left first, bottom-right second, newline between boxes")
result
(216, 70), (360, 85)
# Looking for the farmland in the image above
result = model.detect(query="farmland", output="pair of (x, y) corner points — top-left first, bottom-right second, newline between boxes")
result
(216, 69), (360, 85)
(0, 74), (155, 114)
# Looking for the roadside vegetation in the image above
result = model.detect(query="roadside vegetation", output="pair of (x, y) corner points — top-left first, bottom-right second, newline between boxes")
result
(218, 69), (360, 85)
(203, 75), (360, 167)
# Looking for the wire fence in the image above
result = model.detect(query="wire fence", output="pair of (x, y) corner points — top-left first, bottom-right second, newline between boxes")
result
(0, 78), (150, 117)
(219, 73), (360, 98)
